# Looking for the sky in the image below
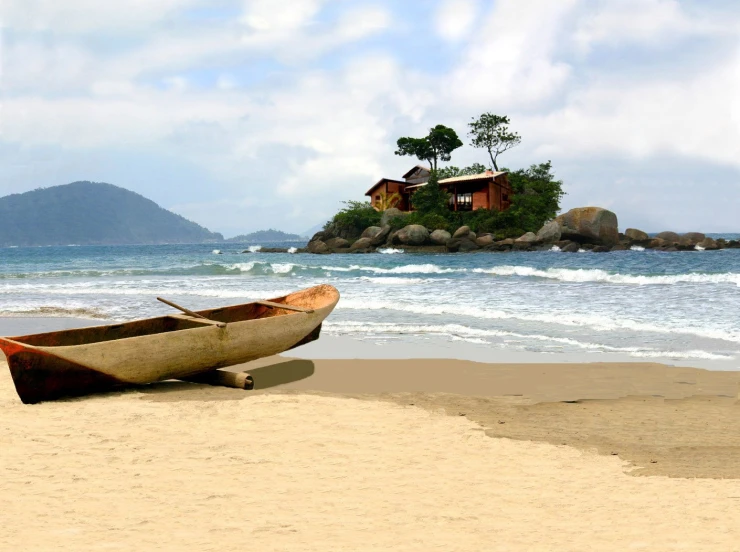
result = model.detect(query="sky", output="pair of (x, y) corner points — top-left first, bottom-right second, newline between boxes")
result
(1, 0), (739, 237)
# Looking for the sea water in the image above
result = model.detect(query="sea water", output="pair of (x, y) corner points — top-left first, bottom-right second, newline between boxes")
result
(1, 238), (739, 370)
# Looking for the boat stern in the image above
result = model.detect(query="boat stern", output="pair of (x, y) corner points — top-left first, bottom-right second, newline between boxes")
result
(0, 337), (127, 404)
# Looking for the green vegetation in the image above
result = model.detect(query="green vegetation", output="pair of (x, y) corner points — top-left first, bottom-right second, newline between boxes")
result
(226, 229), (302, 242)
(395, 125), (463, 171)
(0, 181), (223, 246)
(468, 113), (521, 171)
(325, 115), (565, 243)
(323, 200), (381, 239)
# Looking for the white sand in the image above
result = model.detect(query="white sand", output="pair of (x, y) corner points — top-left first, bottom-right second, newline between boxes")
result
(2, 368), (740, 551)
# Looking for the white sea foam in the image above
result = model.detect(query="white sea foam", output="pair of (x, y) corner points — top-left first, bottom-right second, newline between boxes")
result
(337, 300), (740, 344)
(378, 248), (404, 254)
(695, 244), (706, 251)
(212, 249), (222, 255)
(550, 245), (561, 252)
(630, 245), (645, 251)
(247, 245), (262, 253)
(270, 263), (294, 274)
(472, 266), (740, 286)
(287, 247), (298, 254)
(323, 321), (733, 360)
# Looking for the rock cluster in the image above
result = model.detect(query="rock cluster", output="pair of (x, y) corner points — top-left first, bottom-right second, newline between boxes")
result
(302, 206), (738, 254)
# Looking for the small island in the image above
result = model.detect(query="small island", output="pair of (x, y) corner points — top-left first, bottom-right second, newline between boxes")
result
(225, 229), (304, 242)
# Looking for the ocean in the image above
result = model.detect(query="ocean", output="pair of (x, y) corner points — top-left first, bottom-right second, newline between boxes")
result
(1, 238), (740, 370)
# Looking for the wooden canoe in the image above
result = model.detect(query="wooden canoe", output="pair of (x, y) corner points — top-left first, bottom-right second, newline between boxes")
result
(0, 284), (339, 404)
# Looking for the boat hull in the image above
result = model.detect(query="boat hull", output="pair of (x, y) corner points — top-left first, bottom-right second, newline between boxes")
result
(0, 284), (338, 403)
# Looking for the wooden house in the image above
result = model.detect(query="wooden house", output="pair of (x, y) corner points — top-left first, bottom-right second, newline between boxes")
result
(365, 165), (512, 213)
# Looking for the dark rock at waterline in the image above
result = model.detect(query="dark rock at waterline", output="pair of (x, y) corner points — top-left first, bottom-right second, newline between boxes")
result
(683, 232), (705, 243)
(592, 245), (610, 253)
(430, 229), (451, 245)
(350, 237), (374, 251)
(396, 225), (429, 246)
(325, 237), (350, 249)
(446, 237), (479, 252)
(625, 228), (649, 241)
(656, 231), (681, 243)
(560, 242), (580, 253)
(555, 207), (619, 246)
(307, 240), (330, 254)
(370, 225), (392, 246)
(611, 244), (628, 251)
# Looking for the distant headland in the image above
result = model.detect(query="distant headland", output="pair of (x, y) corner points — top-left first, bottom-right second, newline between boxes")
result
(0, 182), (223, 246)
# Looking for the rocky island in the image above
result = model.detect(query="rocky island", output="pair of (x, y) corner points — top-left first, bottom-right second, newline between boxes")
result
(292, 207), (738, 254)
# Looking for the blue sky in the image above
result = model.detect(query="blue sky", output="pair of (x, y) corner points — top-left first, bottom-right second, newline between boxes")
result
(1, 0), (738, 236)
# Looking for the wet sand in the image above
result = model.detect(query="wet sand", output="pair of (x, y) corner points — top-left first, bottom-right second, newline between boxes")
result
(2, 354), (740, 550)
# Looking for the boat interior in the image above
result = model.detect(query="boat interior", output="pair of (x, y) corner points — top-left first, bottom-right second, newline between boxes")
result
(2, 285), (338, 348)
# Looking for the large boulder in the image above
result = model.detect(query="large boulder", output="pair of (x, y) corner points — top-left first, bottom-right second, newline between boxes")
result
(476, 234), (494, 247)
(452, 226), (472, 239)
(396, 224), (429, 246)
(698, 237), (718, 250)
(325, 237), (349, 249)
(515, 232), (538, 244)
(309, 230), (334, 243)
(380, 208), (404, 227)
(535, 220), (561, 243)
(555, 207), (619, 246)
(369, 225), (391, 246)
(361, 226), (382, 239)
(683, 232), (706, 244)
(656, 231), (680, 243)
(350, 237), (374, 251)
(307, 240), (330, 254)
(430, 229), (452, 245)
(624, 228), (649, 241)
(446, 237), (479, 252)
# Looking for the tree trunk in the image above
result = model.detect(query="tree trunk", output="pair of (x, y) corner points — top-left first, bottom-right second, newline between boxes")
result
(488, 148), (499, 171)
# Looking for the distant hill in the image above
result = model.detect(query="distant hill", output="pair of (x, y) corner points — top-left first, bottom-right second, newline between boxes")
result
(225, 229), (303, 242)
(0, 181), (223, 246)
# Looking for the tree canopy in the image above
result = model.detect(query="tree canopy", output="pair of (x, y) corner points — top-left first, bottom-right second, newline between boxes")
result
(468, 113), (521, 171)
(395, 125), (463, 171)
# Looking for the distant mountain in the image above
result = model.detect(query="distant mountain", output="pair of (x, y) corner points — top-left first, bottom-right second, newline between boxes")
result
(225, 229), (303, 242)
(0, 181), (223, 246)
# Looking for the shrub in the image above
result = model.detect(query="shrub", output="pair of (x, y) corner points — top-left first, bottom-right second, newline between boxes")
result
(323, 201), (381, 240)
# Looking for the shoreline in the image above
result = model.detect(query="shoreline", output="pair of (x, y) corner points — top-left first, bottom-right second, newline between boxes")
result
(3, 329), (740, 548)
(1, 317), (736, 372)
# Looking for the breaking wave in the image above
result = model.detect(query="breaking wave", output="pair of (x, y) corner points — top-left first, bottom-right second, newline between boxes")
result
(472, 266), (740, 286)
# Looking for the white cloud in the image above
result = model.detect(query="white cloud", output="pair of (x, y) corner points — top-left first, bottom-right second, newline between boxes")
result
(1, 0), (739, 234)
(0, 0), (197, 33)
(524, 49), (740, 167)
(434, 0), (478, 42)
(572, 0), (727, 53)
(445, 0), (580, 110)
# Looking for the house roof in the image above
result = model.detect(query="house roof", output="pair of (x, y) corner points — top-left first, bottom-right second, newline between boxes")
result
(439, 171), (507, 184)
(402, 165), (431, 179)
(365, 178), (408, 196)
(405, 171), (508, 190)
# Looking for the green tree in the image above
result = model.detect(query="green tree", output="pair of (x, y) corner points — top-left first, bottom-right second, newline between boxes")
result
(437, 163), (489, 180)
(500, 161), (564, 232)
(324, 200), (381, 239)
(410, 171), (450, 215)
(395, 125), (463, 171)
(468, 113), (521, 171)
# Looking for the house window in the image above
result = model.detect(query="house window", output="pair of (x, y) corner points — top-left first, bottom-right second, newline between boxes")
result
(456, 193), (473, 211)
(375, 195), (381, 202)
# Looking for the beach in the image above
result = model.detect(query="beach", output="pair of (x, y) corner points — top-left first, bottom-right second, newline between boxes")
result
(3, 343), (740, 551)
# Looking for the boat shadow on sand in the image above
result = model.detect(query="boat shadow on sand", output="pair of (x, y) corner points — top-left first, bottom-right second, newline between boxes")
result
(139, 359), (316, 402)
(35, 359), (316, 404)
